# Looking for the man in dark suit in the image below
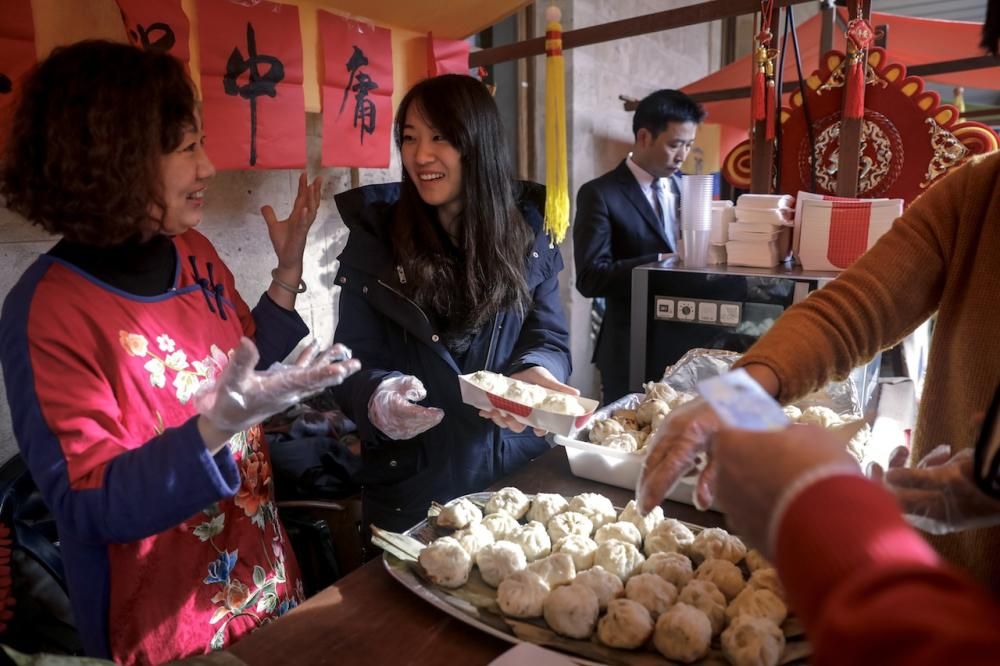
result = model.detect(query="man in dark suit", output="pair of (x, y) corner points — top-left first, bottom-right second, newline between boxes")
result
(573, 89), (705, 404)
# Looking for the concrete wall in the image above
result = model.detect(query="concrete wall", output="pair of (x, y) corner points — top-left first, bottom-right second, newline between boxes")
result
(0, 0), (719, 462)
(535, 0), (719, 399)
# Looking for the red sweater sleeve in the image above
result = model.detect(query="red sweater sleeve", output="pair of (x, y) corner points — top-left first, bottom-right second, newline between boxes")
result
(775, 475), (1000, 665)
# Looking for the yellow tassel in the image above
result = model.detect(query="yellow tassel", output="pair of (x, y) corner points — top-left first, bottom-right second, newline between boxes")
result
(544, 7), (569, 245)
(953, 86), (966, 120)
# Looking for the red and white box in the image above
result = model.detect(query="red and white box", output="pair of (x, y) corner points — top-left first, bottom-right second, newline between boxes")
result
(458, 373), (598, 437)
(794, 192), (903, 271)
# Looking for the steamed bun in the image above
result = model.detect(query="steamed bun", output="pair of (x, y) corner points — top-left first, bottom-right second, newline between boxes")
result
(594, 539), (645, 581)
(526, 493), (568, 525)
(504, 381), (547, 407)
(678, 579), (727, 635)
(481, 512), (520, 541)
(497, 570), (550, 619)
(618, 500), (664, 539)
(644, 518), (696, 557)
(749, 567), (785, 600)
(574, 565), (624, 610)
(798, 405), (841, 428)
(636, 398), (671, 427)
(594, 521), (643, 548)
(588, 418), (625, 444)
(510, 520), (551, 561)
(642, 552), (694, 589)
(603, 432), (640, 452)
(527, 552), (576, 589)
(547, 511), (594, 542)
(653, 602), (712, 663)
(485, 487), (530, 519)
(476, 540), (527, 587)
(552, 535), (598, 572)
(468, 370), (508, 394)
(643, 381), (679, 404)
(568, 493), (617, 531)
(745, 549), (772, 573)
(436, 497), (482, 529)
(694, 558), (746, 601)
(625, 573), (678, 619)
(453, 522), (495, 558)
(597, 598), (654, 650)
(539, 392), (586, 415)
(725, 587), (788, 626)
(418, 537), (473, 588)
(721, 615), (786, 666)
(689, 527), (747, 565)
(543, 583), (600, 639)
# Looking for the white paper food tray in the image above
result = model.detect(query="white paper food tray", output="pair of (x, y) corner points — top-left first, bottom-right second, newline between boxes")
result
(458, 374), (598, 437)
(551, 434), (711, 508)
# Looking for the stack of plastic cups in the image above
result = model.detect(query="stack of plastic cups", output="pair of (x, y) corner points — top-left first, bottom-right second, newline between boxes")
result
(680, 175), (714, 268)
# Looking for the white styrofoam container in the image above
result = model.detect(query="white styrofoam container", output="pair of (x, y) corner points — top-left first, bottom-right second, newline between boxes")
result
(458, 374), (599, 437)
(551, 434), (713, 508)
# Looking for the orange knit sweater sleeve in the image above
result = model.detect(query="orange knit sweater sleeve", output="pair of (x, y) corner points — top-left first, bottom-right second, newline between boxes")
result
(734, 156), (972, 404)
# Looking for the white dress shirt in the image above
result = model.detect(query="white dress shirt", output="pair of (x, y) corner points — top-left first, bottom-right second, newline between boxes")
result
(626, 155), (677, 252)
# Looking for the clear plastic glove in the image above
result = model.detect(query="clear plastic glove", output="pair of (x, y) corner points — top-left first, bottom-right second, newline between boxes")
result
(879, 445), (1000, 535)
(711, 424), (860, 556)
(369, 375), (445, 440)
(195, 338), (361, 434)
(478, 366), (579, 435)
(636, 397), (722, 514)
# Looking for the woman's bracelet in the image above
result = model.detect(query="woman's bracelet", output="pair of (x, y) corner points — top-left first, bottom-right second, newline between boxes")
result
(271, 268), (307, 294)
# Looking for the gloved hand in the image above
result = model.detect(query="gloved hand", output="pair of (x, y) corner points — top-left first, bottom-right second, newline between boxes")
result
(478, 366), (579, 435)
(369, 375), (445, 440)
(878, 445), (1000, 535)
(636, 397), (722, 514)
(195, 338), (361, 435)
(711, 424), (860, 557)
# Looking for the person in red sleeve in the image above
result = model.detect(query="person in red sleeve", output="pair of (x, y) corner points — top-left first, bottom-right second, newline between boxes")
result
(709, 422), (1000, 666)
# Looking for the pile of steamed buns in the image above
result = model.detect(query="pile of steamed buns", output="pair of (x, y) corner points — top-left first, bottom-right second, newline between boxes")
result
(588, 381), (870, 462)
(418, 488), (789, 665)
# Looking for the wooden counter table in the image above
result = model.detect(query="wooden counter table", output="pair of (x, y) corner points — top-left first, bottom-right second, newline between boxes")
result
(225, 445), (724, 666)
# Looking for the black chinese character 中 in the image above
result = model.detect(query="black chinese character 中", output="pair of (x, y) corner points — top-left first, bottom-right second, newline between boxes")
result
(129, 22), (176, 53)
(223, 22), (285, 166)
(337, 46), (379, 145)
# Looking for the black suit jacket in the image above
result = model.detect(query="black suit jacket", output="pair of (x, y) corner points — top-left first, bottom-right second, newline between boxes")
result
(573, 160), (681, 382)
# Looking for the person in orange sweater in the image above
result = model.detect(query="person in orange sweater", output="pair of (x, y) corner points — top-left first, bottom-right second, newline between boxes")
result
(709, 423), (1000, 666)
(639, 7), (1000, 593)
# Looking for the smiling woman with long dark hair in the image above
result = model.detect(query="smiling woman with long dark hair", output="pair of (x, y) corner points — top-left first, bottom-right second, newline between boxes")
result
(332, 74), (574, 533)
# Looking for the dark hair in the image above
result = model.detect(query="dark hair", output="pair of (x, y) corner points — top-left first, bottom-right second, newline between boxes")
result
(0, 40), (197, 246)
(390, 74), (533, 338)
(983, 0), (1000, 55)
(632, 89), (706, 138)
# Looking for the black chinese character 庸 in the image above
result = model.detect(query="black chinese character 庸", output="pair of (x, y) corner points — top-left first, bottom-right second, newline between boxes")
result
(338, 46), (378, 145)
(224, 22), (285, 166)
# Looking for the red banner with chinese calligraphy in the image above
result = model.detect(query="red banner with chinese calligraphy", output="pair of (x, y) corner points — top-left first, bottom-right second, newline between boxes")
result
(0, 0), (35, 152)
(319, 12), (393, 168)
(197, 0), (305, 169)
(427, 33), (469, 77)
(116, 0), (191, 68)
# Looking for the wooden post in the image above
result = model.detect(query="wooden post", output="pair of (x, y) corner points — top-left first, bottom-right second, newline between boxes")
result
(834, 0), (872, 197)
(819, 0), (835, 62)
(750, 5), (781, 194)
